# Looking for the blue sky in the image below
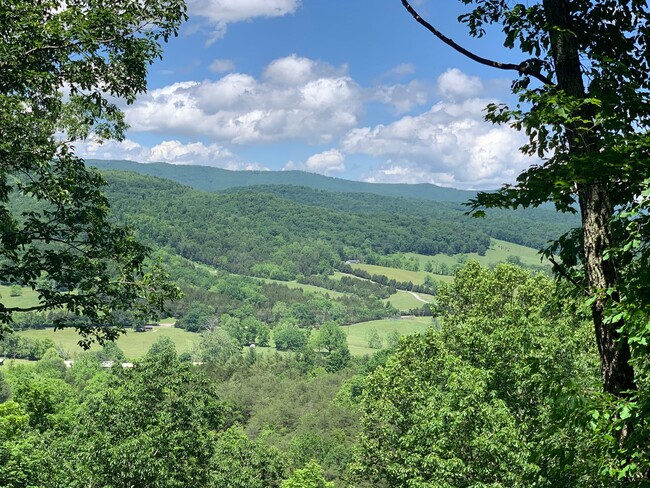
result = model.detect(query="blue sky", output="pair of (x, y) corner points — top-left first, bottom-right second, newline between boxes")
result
(78, 0), (540, 190)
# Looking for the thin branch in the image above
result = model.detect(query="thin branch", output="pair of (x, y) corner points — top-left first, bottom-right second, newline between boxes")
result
(547, 255), (589, 295)
(23, 44), (73, 57)
(400, 0), (555, 86)
(2, 303), (51, 313)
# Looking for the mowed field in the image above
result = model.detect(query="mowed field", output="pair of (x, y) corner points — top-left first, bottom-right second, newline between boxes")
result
(384, 290), (434, 311)
(406, 238), (547, 269)
(17, 325), (199, 360)
(343, 316), (434, 356)
(350, 238), (547, 286)
(254, 274), (432, 311)
(252, 276), (346, 299)
(350, 264), (453, 286)
(0, 285), (40, 309)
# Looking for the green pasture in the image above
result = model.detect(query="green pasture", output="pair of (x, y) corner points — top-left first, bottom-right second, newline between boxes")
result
(17, 325), (199, 360)
(0, 285), (40, 310)
(351, 264), (452, 286)
(343, 316), (433, 356)
(402, 238), (547, 271)
(485, 238), (546, 266)
(384, 290), (434, 311)
(252, 277), (347, 299)
(351, 238), (547, 287)
(10, 317), (433, 362)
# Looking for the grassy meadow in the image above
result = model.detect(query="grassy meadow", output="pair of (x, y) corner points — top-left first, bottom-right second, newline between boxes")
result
(351, 238), (547, 287)
(10, 316), (435, 363)
(350, 264), (453, 285)
(343, 316), (433, 356)
(17, 325), (199, 360)
(384, 290), (434, 311)
(0, 285), (40, 309)
(252, 277), (347, 299)
(405, 238), (547, 270)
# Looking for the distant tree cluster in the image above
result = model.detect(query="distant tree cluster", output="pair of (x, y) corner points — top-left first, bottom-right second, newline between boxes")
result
(338, 264), (439, 295)
(297, 275), (395, 299)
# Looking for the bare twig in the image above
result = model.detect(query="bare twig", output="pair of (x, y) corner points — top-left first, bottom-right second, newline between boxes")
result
(400, 0), (555, 86)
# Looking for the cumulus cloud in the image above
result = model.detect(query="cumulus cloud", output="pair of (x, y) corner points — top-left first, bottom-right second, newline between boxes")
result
(284, 149), (345, 175)
(342, 98), (533, 189)
(209, 58), (235, 73)
(372, 80), (433, 114)
(437, 68), (483, 99)
(263, 55), (316, 85)
(305, 149), (345, 174)
(380, 63), (416, 80)
(124, 56), (361, 144)
(75, 137), (266, 170)
(187, 0), (301, 43)
(100, 62), (527, 188)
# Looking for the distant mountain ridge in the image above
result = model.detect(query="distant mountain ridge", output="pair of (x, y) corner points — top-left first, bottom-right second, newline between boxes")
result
(87, 159), (478, 202)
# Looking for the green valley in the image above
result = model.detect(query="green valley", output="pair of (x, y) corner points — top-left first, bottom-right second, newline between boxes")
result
(4, 0), (650, 486)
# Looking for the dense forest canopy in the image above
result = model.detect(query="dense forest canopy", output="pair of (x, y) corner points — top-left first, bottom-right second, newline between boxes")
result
(95, 170), (578, 277)
(103, 170), (493, 276)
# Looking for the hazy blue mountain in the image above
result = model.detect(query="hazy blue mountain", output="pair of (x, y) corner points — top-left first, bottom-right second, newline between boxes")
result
(87, 159), (477, 202)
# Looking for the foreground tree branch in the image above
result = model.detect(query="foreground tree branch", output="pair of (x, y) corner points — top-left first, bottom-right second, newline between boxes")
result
(400, 0), (554, 86)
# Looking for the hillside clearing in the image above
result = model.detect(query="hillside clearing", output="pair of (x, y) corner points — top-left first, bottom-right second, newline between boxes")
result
(17, 326), (198, 360)
(343, 316), (433, 356)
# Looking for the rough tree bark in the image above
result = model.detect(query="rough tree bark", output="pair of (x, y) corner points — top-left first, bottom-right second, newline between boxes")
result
(543, 0), (635, 397)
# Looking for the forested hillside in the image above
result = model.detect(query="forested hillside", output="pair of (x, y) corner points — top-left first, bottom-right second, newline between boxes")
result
(101, 170), (577, 276)
(222, 184), (578, 250)
(103, 170), (494, 278)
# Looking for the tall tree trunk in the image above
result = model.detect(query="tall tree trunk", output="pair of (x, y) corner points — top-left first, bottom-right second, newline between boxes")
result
(579, 183), (635, 395)
(543, 0), (635, 397)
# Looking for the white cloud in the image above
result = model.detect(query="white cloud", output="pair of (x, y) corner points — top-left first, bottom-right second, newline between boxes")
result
(284, 149), (345, 175)
(437, 68), (483, 99)
(306, 149), (345, 174)
(372, 80), (433, 114)
(342, 98), (533, 189)
(209, 58), (235, 73)
(187, 0), (301, 42)
(264, 55), (316, 85)
(189, 0), (301, 23)
(147, 140), (232, 164)
(74, 137), (266, 170)
(380, 63), (416, 80)
(125, 56), (361, 144)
